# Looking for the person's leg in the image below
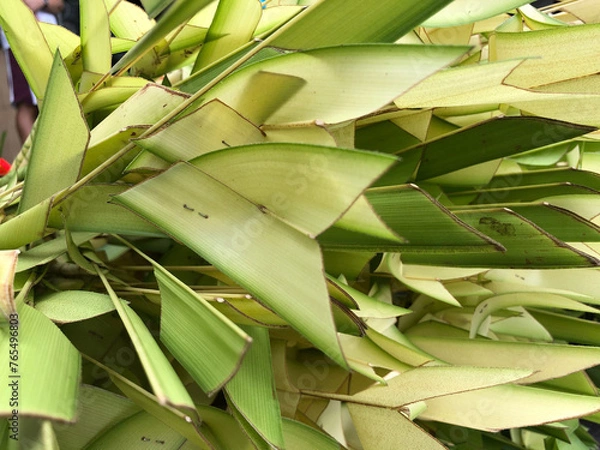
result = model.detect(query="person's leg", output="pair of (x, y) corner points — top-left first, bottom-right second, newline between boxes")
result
(15, 102), (37, 143)
(5, 49), (38, 143)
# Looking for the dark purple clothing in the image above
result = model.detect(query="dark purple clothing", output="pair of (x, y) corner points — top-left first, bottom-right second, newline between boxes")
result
(5, 48), (35, 106)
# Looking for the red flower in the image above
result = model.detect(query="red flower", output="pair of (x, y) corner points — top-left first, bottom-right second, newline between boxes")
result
(0, 158), (11, 176)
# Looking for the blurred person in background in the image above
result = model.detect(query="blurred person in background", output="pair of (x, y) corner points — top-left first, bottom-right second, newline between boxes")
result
(60, 0), (80, 35)
(1, 0), (64, 144)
